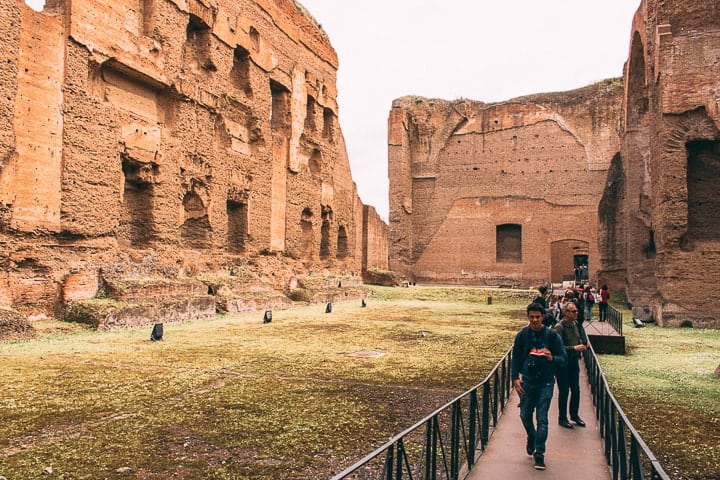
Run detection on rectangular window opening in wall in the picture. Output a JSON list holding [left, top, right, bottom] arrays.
[[232, 46, 252, 96], [305, 95, 317, 133], [687, 140, 720, 243], [496, 223, 522, 263], [186, 14, 215, 71], [227, 199, 248, 253], [323, 108, 334, 141], [270, 81, 289, 131], [121, 157, 157, 247]]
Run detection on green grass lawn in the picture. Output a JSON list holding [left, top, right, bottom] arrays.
[[598, 304, 720, 480], [2, 287, 717, 479], [0, 286, 528, 479]]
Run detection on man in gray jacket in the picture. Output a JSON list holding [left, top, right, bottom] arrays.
[[554, 302, 588, 429]]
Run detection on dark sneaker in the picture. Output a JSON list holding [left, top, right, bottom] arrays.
[[526, 435, 535, 456], [534, 454, 546, 470]]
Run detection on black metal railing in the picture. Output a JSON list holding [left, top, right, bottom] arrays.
[[583, 345, 670, 479], [331, 347, 514, 480], [606, 304, 623, 335]]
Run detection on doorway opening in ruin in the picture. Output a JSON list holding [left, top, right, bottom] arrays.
[[300, 207, 314, 260], [121, 157, 157, 247], [550, 240, 589, 283], [185, 14, 215, 72], [181, 191, 211, 249], [226, 200, 247, 253], [686, 140, 720, 245], [496, 224, 522, 263], [231, 46, 252, 96], [320, 207, 332, 259], [336, 225, 348, 259]]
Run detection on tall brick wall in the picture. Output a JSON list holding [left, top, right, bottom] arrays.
[[389, 82, 623, 286], [0, 0, 387, 316], [363, 205, 388, 272], [0, 0, 21, 213], [602, 0, 720, 327]]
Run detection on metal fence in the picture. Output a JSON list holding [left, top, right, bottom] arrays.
[[606, 304, 623, 335], [330, 347, 514, 480], [583, 345, 670, 479]]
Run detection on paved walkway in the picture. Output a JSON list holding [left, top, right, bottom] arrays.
[[466, 361, 611, 479]]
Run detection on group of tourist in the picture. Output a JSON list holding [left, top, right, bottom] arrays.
[[535, 283, 610, 325], [511, 282, 610, 470]]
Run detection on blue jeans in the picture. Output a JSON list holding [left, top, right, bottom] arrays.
[[519, 381, 554, 456]]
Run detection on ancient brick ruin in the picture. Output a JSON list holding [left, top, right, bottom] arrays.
[[388, 0, 719, 327], [388, 83, 623, 287], [599, 0, 720, 327], [0, 0, 388, 324]]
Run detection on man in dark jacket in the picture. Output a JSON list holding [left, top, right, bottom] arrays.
[[554, 303, 588, 429], [511, 302, 567, 470]]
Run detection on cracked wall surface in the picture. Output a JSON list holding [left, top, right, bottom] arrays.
[[0, 0, 387, 316], [602, 0, 720, 327], [388, 82, 623, 286]]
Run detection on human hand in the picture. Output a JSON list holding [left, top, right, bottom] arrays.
[[514, 379, 524, 395]]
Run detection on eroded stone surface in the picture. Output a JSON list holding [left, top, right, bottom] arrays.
[[388, 82, 623, 287], [600, 0, 720, 327], [0, 0, 388, 321]]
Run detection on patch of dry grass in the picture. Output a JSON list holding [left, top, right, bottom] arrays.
[[0, 286, 528, 479]]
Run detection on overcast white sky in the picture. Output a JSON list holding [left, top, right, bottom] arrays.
[[25, 0, 641, 221]]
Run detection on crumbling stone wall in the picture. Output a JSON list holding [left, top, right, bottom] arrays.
[[388, 82, 623, 286], [362, 205, 389, 272], [600, 0, 720, 327], [0, 0, 387, 317]]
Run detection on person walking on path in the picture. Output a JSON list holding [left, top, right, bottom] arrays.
[[599, 284, 610, 322], [554, 303, 588, 429], [511, 303, 567, 470]]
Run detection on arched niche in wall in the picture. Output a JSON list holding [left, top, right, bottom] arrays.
[[320, 206, 333, 260], [300, 207, 314, 260], [626, 31, 648, 130], [336, 225, 348, 259]]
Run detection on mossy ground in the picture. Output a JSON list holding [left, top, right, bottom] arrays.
[[3, 287, 717, 479], [598, 305, 720, 480], [0, 286, 526, 479]]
